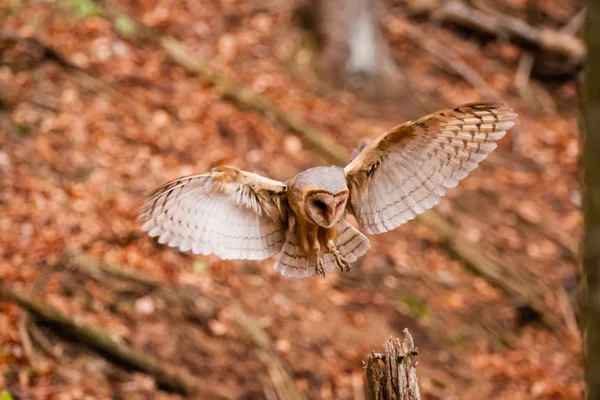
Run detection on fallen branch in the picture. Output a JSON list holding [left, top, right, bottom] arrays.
[[387, 20, 501, 100], [475, 189, 579, 261], [160, 37, 349, 165], [418, 211, 558, 325], [65, 250, 218, 325], [0, 282, 211, 397], [0, 30, 80, 70], [366, 330, 421, 400], [408, 0, 585, 64]]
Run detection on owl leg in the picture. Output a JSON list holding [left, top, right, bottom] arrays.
[[324, 240, 350, 273], [313, 240, 326, 277], [315, 256, 325, 276], [332, 250, 350, 273]]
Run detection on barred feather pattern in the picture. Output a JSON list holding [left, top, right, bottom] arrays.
[[138, 172, 287, 260], [345, 102, 517, 235], [274, 219, 370, 278]]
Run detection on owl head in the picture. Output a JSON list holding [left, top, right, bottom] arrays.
[[288, 166, 349, 229]]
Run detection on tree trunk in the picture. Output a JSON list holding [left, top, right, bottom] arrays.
[[295, 0, 403, 95], [583, 1, 600, 398], [366, 330, 421, 400]]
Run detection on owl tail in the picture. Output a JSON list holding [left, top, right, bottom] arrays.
[[273, 219, 370, 278]]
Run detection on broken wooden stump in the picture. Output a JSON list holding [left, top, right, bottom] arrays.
[[366, 330, 421, 400]]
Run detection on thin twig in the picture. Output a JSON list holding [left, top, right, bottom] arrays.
[[557, 287, 582, 346], [28, 322, 62, 360], [561, 8, 587, 36], [18, 312, 34, 361], [515, 52, 535, 102], [235, 310, 306, 400]]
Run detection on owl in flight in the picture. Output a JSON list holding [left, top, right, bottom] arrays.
[[139, 102, 516, 278]]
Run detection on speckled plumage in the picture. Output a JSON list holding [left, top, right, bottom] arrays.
[[139, 102, 517, 278]]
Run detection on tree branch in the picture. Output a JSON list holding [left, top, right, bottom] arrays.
[[408, 0, 585, 64], [387, 20, 501, 100], [158, 36, 349, 164], [0, 282, 216, 397], [64, 250, 218, 326]]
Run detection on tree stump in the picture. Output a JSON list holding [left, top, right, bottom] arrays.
[[366, 329, 421, 400]]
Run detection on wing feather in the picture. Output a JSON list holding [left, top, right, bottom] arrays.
[[345, 102, 517, 234], [139, 166, 288, 260]]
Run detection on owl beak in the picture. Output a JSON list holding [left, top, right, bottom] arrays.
[[324, 204, 336, 226], [324, 193, 347, 227], [320, 199, 336, 227]]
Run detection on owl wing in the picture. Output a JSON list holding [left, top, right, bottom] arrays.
[[139, 166, 288, 260], [344, 102, 517, 235]]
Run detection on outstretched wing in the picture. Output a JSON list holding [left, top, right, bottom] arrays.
[[139, 166, 288, 260], [344, 102, 517, 234]]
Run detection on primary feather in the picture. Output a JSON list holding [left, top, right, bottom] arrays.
[[344, 102, 517, 234], [138, 167, 287, 260]]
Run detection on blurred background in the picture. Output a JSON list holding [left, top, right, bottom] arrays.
[[0, 0, 584, 399]]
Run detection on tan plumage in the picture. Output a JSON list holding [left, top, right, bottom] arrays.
[[139, 102, 517, 278]]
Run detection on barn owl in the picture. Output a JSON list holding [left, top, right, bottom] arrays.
[[139, 102, 516, 278]]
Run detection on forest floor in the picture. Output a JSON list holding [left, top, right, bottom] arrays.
[[0, 0, 584, 399]]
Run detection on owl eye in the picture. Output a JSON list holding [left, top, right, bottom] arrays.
[[313, 199, 328, 213]]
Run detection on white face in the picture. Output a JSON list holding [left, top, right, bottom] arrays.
[[305, 190, 349, 228]]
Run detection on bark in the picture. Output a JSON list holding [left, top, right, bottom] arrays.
[[583, 0, 600, 397], [366, 330, 421, 400], [296, 0, 403, 94]]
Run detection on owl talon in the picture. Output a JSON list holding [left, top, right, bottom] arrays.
[[315, 257, 326, 277], [333, 251, 350, 273]]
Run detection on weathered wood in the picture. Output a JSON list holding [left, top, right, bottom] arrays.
[[366, 330, 421, 400]]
